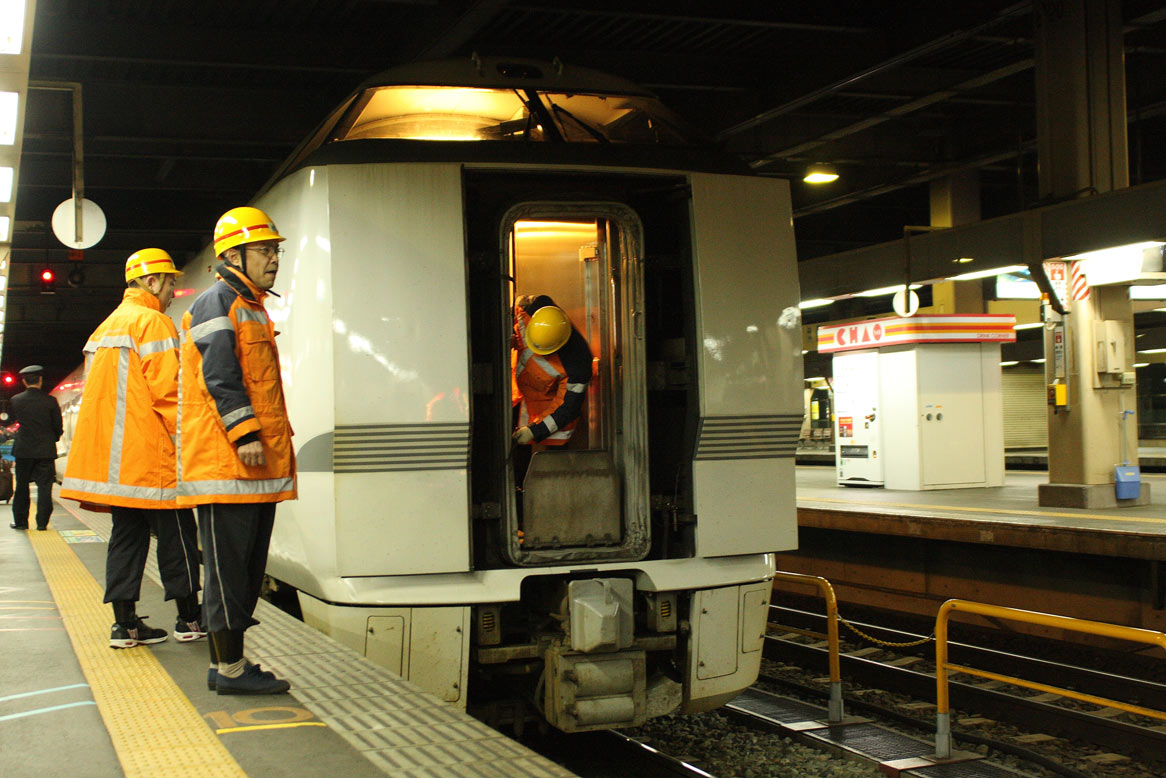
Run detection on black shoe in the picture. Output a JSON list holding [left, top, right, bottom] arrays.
[[216, 663, 290, 695], [35, 526, 47, 531], [9, 523, 27, 530], [174, 617, 207, 643], [109, 618, 168, 648], [206, 661, 268, 690]]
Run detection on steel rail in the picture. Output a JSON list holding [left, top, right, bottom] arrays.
[[762, 632, 1166, 763], [769, 603, 1166, 710]]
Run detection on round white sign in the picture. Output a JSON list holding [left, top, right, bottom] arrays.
[[52, 197, 107, 249], [893, 288, 920, 317]]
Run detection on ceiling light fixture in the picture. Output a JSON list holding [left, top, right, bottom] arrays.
[[803, 163, 838, 184], [947, 264, 1026, 282]]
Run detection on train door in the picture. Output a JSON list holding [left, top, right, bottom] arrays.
[[499, 204, 649, 566]]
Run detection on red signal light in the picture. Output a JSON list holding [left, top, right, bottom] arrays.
[[41, 269, 54, 282], [2, 374, 13, 385]]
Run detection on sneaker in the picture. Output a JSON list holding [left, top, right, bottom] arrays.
[[109, 618, 168, 649], [207, 661, 269, 691], [215, 663, 290, 695], [173, 618, 207, 643]]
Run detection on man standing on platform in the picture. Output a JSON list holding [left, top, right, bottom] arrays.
[[60, 249, 206, 649], [179, 206, 296, 695], [9, 365, 62, 531]]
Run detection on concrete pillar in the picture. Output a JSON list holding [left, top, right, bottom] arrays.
[[1035, 0, 1147, 507], [929, 172, 983, 313]]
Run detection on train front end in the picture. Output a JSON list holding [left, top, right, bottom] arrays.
[[219, 58, 803, 732]]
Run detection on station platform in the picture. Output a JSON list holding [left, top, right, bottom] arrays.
[[795, 465, 1166, 560], [1, 494, 574, 778]]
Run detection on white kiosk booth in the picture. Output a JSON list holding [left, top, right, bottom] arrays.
[[818, 315, 1016, 490]]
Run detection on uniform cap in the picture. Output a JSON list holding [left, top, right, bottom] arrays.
[[19, 365, 43, 376]]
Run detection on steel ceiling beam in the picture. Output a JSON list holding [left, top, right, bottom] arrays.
[[716, 2, 1032, 140], [751, 59, 1034, 168]]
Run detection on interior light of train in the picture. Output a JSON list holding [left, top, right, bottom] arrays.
[[947, 264, 1026, 282], [1138, 348, 1166, 354], [1030, 358, 1046, 363], [1013, 322, 1043, 330], [953, 257, 975, 263], [1000, 361, 1019, 366], [0, 165, 12, 202], [798, 298, 833, 309], [1133, 362, 1149, 368], [0, 1, 26, 55]]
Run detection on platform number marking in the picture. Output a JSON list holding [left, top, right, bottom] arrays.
[[205, 706, 324, 734]]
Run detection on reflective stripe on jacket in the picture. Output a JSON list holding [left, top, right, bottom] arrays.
[[177, 263, 296, 505], [61, 288, 180, 509], [513, 306, 590, 445]]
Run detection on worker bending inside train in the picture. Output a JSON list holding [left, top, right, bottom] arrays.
[[511, 294, 593, 495]]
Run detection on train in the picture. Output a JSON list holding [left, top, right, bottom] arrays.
[[55, 56, 803, 732]]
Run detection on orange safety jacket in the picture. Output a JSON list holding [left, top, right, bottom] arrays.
[[177, 263, 296, 505], [513, 305, 591, 445], [61, 288, 180, 509]]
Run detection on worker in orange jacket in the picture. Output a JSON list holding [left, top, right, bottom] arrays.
[[178, 205, 296, 695], [512, 294, 592, 447], [60, 249, 205, 649]]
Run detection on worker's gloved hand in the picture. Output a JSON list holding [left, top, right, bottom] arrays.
[[512, 426, 534, 445]]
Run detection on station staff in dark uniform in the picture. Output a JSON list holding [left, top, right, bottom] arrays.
[[9, 365, 63, 530]]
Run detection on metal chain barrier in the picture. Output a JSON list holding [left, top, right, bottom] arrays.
[[838, 614, 934, 648]]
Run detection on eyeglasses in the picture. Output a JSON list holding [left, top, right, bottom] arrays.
[[246, 245, 284, 259]]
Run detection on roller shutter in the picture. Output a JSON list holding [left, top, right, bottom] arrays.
[[1002, 367, 1047, 448]]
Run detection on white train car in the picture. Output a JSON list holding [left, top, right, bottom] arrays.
[[118, 57, 804, 731]]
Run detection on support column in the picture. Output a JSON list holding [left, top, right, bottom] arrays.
[[1035, 0, 1147, 508], [929, 172, 983, 313]]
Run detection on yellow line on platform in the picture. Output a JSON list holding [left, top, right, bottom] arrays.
[[802, 496, 1166, 526], [216, 722, 327, 735], [27, 529, 247, 778]]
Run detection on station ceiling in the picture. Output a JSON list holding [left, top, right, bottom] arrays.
[[7, 0, 1166, 384]]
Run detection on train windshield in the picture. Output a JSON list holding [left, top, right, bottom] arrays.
[[333, 86, 699, 145]]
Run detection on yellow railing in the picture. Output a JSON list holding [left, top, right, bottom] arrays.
[[934, 599, 1166, 759], [771, 571, 844, 722]]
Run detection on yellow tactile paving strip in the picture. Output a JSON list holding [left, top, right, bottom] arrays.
[[27, 529, 247, 778]]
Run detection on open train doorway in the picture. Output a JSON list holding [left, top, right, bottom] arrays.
[[495, 204, 649, 567]]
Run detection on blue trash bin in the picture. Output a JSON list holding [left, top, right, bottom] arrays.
[[1114, 465, 1141, 501]]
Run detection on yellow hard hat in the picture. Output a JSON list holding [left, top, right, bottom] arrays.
[[213, 206, 285, 256], [525, 305, 572, 355], [125, 248, 182, 283]]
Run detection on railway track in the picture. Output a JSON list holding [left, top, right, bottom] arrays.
[[765, 604, 1166, 765], [528, 728, 715, 777]]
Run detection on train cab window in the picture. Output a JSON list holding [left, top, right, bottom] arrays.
[[332, 86, 697, 145]]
